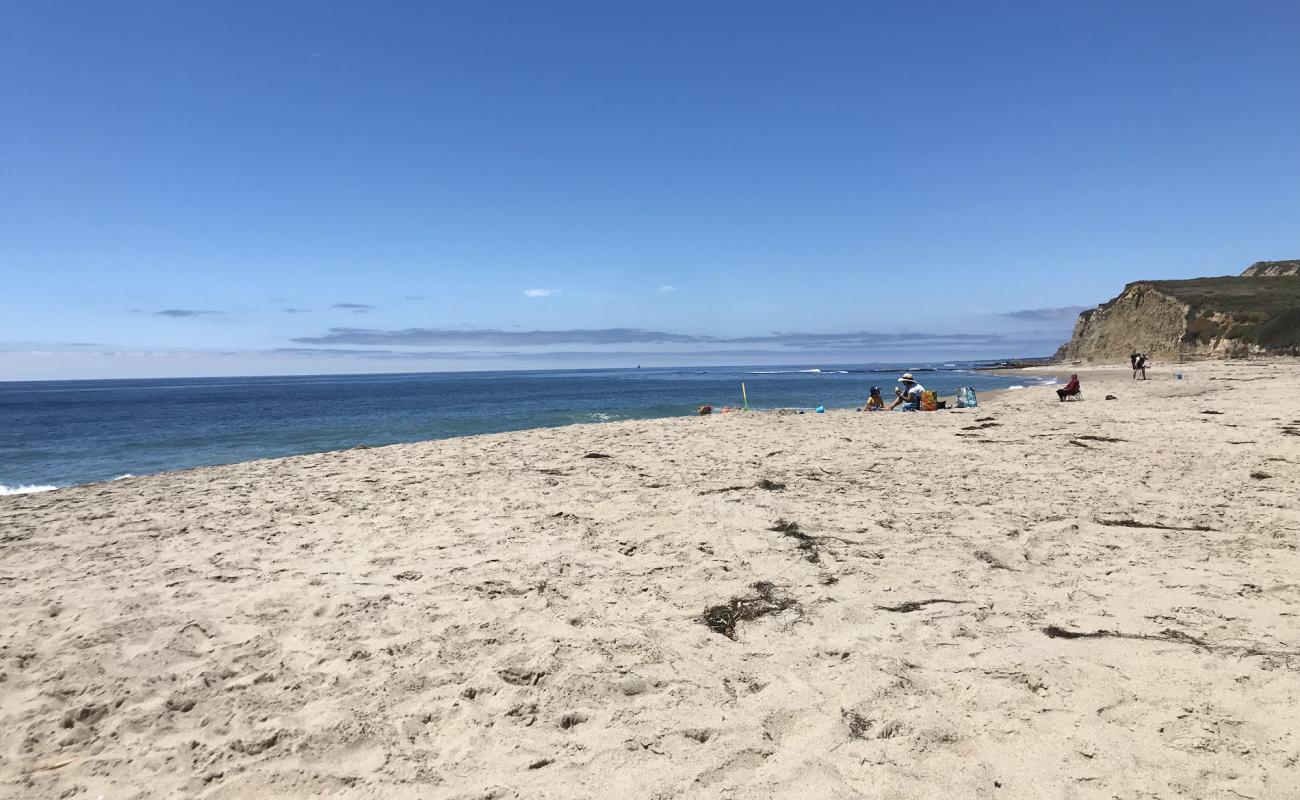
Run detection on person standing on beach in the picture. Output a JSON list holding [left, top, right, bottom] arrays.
[[1134, 353, 1148, 380]]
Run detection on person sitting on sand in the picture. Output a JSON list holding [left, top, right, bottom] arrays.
[[890, 373, 924, 411], [1057, 374, 1081, 401], [865, 387, 885, 411]]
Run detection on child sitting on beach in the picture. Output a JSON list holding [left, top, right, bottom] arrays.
[[865, 387, 885, 411]]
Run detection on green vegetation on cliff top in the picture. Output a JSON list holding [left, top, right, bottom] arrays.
[[1145, 275, 1300, 314], [1142, 275, 1300, 351]]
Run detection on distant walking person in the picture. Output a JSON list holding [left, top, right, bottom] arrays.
[[1130, 352, 1139, 371], [1133, 353, 1148, 381]]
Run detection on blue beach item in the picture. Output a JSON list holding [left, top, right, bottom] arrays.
[[956, 386, 978, 408], [815, 405, 825, 413]]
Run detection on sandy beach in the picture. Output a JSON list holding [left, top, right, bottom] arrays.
[[2, 360, 1298, 799]]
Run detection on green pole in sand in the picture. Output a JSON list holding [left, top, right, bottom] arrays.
[[741, 382, 749, 411]]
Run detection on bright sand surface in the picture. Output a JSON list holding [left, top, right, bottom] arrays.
[[2, 361, 1298, 799]]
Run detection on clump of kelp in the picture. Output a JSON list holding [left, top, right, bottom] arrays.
[[700, 581, 800, 641]]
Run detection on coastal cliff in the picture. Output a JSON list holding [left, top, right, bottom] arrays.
[[1056, 263, 1300, 361], [1240, 259, 1300, 277]]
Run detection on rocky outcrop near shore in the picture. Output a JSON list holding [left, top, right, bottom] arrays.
[[1056, 263, 1300, 361]]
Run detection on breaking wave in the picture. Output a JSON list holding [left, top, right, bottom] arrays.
[[0, 483, 59, 496]]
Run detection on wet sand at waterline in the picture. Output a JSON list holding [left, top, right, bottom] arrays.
[[2, 360, 1298, 799]]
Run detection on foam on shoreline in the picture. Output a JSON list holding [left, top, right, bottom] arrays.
[[0, 483, 58, 496]]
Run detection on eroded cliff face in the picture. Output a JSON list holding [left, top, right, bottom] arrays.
[[1056, 283, 1190, 362], [1241, 260, 1300, 277], [1056, 271, 1300, 362]]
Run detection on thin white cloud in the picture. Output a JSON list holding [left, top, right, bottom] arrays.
[[523, 288, 558, 298], [657, 285, 677, 293], [1000, 306, 1087, 322], [148, 309, 223, 318], [332, 302, 375, 314]]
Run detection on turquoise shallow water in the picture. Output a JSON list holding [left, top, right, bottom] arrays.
[[0, 363, 1039, 491]]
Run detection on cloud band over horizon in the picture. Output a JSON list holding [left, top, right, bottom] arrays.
[[290, 326, 1024, 350]]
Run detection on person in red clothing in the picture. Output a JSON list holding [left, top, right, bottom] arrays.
[[1056, 374, 1081, 401]]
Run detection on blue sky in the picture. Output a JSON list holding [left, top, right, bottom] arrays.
[[3, 1, 1298, 379]]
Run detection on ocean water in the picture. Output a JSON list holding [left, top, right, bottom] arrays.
[[0, 364, 1043, 491]]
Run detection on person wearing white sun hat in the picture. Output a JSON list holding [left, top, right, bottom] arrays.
[[889, 372, 925, 411]]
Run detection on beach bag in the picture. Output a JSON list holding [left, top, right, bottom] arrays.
[[920, 390, 938, 411], [956, 386, 978, 408]]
